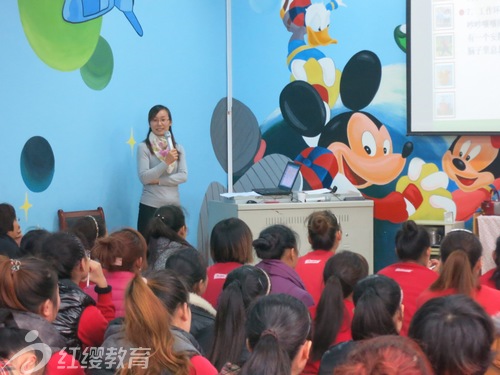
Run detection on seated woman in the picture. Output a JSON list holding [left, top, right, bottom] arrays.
[[165, 248, 215, 354], [88, 269, 217, 375], [39, 232, 115, 353], [0, 256, 84, 374], [378, 220, 438, 336], [319, 274, 403, 375], [203, 218, 254, 308], [209, 265, 271, 370], [253, 224, 314, 308], [409, 294, 494, 375], [304, 251, 369, 374], [333, 335, 433, 375], [480, 235, 500, 289], [69, 215, 106, 250], [416, 229, 500, 316], [220, 293, 312, 375], [295, 210, 342, 312], [90, 228, 147, 317], [0, 203, 22, 258], [145, 204, 191, 270]]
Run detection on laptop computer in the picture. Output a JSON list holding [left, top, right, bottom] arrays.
[[252, 161, 301, 196]]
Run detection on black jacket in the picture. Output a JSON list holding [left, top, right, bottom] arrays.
[[52, 279, 96, 354], [189, 293, 216, 355], [0, 234, 21, 258]]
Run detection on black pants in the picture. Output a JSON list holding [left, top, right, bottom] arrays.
[[137, 203, 157, 239]]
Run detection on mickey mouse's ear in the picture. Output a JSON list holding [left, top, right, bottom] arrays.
[[340, 50, 382, 111], [491, 136, 500, 149], [279, 81, 326, 137]]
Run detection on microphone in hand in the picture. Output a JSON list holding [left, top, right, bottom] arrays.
[[165, 130, 174, 150]]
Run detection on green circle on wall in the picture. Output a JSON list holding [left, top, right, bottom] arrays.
[[18, 0, 102, 71], [80, 36, 114, 90]]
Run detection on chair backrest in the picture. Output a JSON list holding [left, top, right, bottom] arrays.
[[58, 207, 105, 231]]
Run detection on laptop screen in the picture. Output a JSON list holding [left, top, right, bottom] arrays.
[[278, 162, 301, 190]]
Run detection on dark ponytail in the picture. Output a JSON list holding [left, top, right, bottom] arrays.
[[209, 266, 270, 370], [311, 251, 369, 361], [241, 294, 311, 375], [351, 275, 401, 340]]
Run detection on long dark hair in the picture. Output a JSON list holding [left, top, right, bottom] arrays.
[[311, 251, 368, 361], [241, 294, 311, 375], [144, 104, 177, 154], [490, 236, 500, 289], [351, 275, 402, 340], [146, 205, 191, 266], [430, 229, 482, 296], [395, 220, 431, 262], [209, 265, 270, 370]]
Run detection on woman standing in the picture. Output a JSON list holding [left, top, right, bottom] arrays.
[[137, 104, 188, 236]]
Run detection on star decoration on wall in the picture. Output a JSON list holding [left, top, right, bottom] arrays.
[[127, 128, 136, 154], [20, 192, 33, 221]]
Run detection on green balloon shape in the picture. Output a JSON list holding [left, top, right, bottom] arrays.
[[80, 36, 114, 90], [18, 0, 102, 71]]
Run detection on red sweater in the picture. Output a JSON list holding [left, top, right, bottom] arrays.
[[296, 250, 334, 316], [203, 262, 242, 308], [46, 351, 84, 375], [302, 299, 354, 375], [417, 284, 500, 316], [480, 268, 499, 290], [378, 262, 438, 336], [189, 355, 218, 374], [78, 290, 116, 348]]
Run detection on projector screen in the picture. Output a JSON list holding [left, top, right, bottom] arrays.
[[407, 0, 500, 135]]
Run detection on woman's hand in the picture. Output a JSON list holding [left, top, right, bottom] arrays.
[[88, 259, 108, 288], [165, 148, 178, 165], [428, 258, 441, 272]]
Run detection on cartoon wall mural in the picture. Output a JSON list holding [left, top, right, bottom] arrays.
[[17, 0, 141, 91], [200, 0, 500, 270]]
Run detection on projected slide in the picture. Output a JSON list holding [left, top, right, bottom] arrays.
[[408, 0, 500, 134]]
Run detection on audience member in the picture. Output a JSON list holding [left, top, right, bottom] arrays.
[[203, 218, 254, 308], [378, 220, 438, 336], [480, 235, 500, 290], [0, 256, 84, 374], [416, 229, 500, 316], [145, 204, 191, 270], [409, 294, 494, 375], [304, 251, 369, 374], [165, 248, 215, 354], [220, 294, 312, 375], [39, 232, 115, 354], [333, 335, 433, 375], [18, 228, 50, 257], [319, 274, 403, 375], [68, 215, 106, 250], [90, 270, 217, 374], [253, 225, 314, 307], [0, 203, 22, 258], [90, 228, 147, 317], [296, 210, 341, 311], [209, 265, 271, 370]]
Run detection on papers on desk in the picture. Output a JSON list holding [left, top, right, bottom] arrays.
[[220, 192, 292, 204], [330, 174, 364, 201]]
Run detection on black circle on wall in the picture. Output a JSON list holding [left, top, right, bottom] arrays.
[[20, 136, 55, 192]]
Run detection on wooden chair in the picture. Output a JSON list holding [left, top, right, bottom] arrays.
[[57, 207, 105, 231]]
